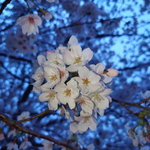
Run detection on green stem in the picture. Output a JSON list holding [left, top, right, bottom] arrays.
[[24, 0, 31, 14], [29, 0, 43, 12]]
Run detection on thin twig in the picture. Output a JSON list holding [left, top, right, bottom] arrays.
[[136, 97, 150, 105], [112, 99, 139, 117], [14, 109, 50, 124], [113, 99, 150, 111]]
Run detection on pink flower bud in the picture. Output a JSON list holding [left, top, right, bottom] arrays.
[[0, 133, 4, 140], [46, 50, 54, 54], [145, 137, 150, 143], [106, 68, 119, 77]]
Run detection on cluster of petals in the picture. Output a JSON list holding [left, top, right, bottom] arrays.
[[32, 35, 117, 133], [124, 125, 150, 148]]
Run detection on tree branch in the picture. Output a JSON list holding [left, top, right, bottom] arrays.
[[0, 53, 32, 63], [14, 109, 50, 124], [113, 98, 150, 114], [0, 113, 79, 150], [0, 0, 12, 15]]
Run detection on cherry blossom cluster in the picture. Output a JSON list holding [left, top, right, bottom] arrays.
[[32, 35, 118, 134], [16, 0, 58, 36], [5, 27, 38, 55]]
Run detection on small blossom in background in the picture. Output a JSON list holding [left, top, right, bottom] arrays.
[[17, 14, 42, 36], [19, 140, 32, 150], [7, 129, 16, 138], [42, 11, 52, 20], [87, 143, 95, 150], [17, 111, 30, 121], [141, 90, 150, 99], [41, 139, 53, 150], [124, 125, 138, 147], [17, 111, 30, 125], [7, 142, 18, 150]]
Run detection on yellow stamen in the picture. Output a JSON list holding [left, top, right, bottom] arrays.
[[93, 93, 101, 101], [38, 74, 43, 78], [82, 78, 90, 85], [74, 57, 81, 64], [60, 71, 64, 78], [47, 92, 55, 100], [50, 75, 57, 81], [53, 60, 59, 65], [64, 89, 71, 97], [22, 116, 26, 120]]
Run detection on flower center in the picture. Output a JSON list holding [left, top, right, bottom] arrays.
[[60, 71, 65, 78], [38, 74, 43, 79], [93, 93, 101, 101], [82, 78, 90, 85], [29, 17, 34, 24], [64, 89, 71, 97], [74, 57, 81, 64], [47, 92, 55, 100], [50, 75, 57, 81], [22, 116, 26, 120], [84, 116, 90, 124], [79, 98, 85, 104], [53, 60, 59, 65]]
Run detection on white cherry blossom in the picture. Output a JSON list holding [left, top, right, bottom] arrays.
[[41, 66, 60, 89], [70, 122, 78, 133], [39, 89, 59, 110], [62, 41, 93, 71], [7, 142, 18, 150], [141, 90, 150, 99], [45, 51, 65, 67], [17, 111, 30, 125], [74, 66, 101, 94], [17, 111, 30, 121], [90, 63, 112, 84], [75, 110, 97, 132], [42, 139, 53, 150], [32, 67, 44, 93], [89, 88, 112, 110], [19, 140, 32, 150], [42, 12, 52, 20], [137, 129, 147, 145], [17, 14, 42, 36], [7, 129, 16, 138], [124, 125, 138, 147], [37, 55, 46, 66], [54, 78, 79, 109], [76, 95, 94, 114], [87, 143, 95, 150]]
